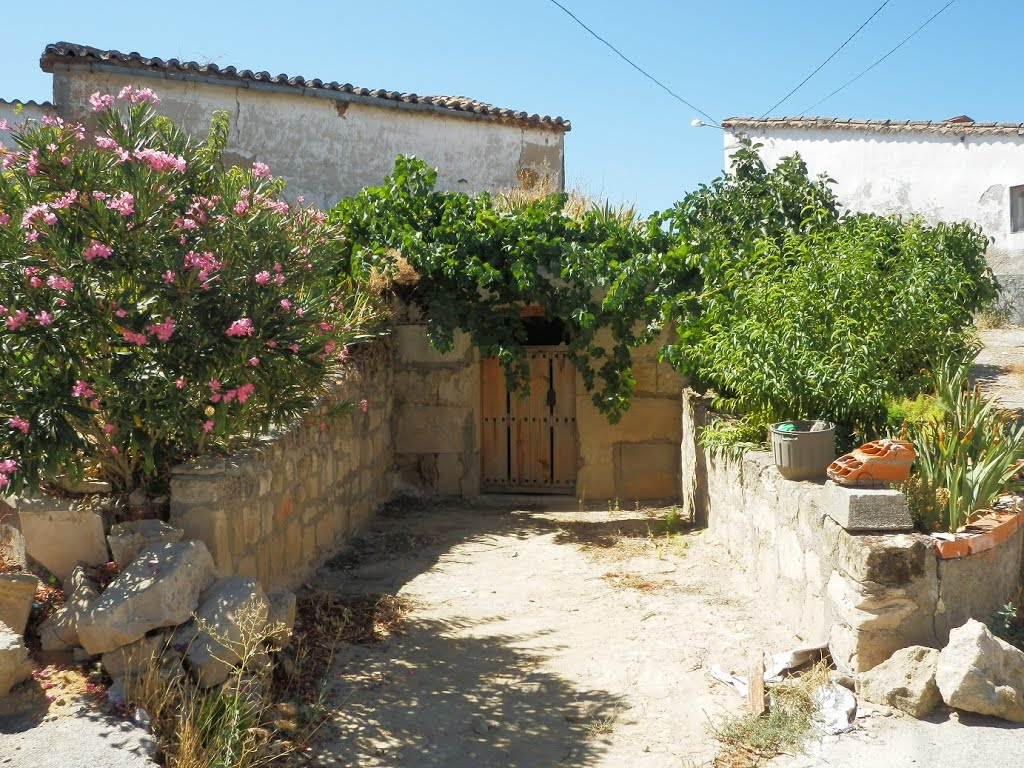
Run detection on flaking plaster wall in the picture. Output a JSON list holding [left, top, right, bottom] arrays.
[[50, 67, 564, 208]]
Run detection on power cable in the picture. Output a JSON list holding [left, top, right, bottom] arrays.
[[760, 0, 891, 117], [545, 0, 720, 127], [800, 0, 959, 115]]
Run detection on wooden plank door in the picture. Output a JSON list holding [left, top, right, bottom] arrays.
[[481, 347, 577, 493]]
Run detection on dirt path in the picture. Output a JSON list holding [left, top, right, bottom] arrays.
[[972, 328, 1024, 411], [301, 499, 800, 767]]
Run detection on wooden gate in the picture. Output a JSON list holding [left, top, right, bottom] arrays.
[[481, 347, 577, 493]]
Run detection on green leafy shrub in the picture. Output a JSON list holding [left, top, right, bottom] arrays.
[[659, 143, 996, 440], [884, 394, 946, 435], [903, 355, 1024, 533], [332, 156, 684, 422], [0, 89, 383, 494]]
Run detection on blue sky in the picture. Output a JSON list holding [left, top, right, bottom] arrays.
[[1, 1, 1017, 212]]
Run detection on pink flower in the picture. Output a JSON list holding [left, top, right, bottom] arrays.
[[236, 383, 256, 404], [28, 276, 43, 289], [175, 377, 186, 389], [254, 271, 271, 285], [294, 308, 304, 318], [202, 420, 214, 433], [273, 262, 283, 273], [0, 476, 8, 489], [146, 317, 176, 342], [274, 273, 285, 286], [8, 416, 29, 434], [121, 329, 148, 346], [222, 390, 236, 404], [248, 357, 259, 366], [209, 380, 221, 392], [0, 213, 8, 226], [162, 270, 176, 284], [60, 156, 70, 165], [360, 399, 368, 413], [25, 230, 39, 243], [83, 241, 113, 261], [0, 120, 8, 131], [26, 149, 39, 176], [72, 380, 94, 398], [135, 148, 185, 173], [89, 92, 113, 111], [106, 192, 134, 217], [226, 318, 254, 337], [5, 310, 28, 330], [103, 423, 116, 435], [95, 136, 119, 151], [35, 311, 53, 326], [289, 343, 299, 353], [47, 275, 74, 292], [233, 200, 250, 216], [0, 459, 16, 473], [266, 340, 277, 348], [252, 161, 271, 178], [114, 308, 127, 318], [110, 446, 119, 455], [279, 299, 292, 310]]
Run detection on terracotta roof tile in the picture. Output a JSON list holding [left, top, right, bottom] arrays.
[[722, 116, 1024, 137], [40, 42, 571, 132]]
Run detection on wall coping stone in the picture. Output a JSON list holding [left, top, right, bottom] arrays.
[[823, 481, 914, 532]]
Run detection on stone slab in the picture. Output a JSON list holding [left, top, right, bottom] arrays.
[[824, 482, 913, 531], [18, 502, 109, 581]]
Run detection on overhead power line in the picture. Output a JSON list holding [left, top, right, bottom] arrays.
[[545, 0, 720, 127], [760, 0, 891, 118], [800, 0, 959, 116]]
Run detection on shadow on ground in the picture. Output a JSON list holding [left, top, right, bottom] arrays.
[[308, 615, 617, 767]]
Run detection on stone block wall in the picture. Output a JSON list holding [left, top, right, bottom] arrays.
[[391, 317, 684, 502], [681, 389, 1024, 672], [577, 332, 684, 501], [169, 350, 393, 591], [391, 322, 480, 497]]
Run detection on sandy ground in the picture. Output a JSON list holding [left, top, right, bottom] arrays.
[[972, 328, 1024, 411], [303, 499, 799, 768], [297, 497, 1024, 768]]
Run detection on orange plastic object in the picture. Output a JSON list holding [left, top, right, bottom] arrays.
[[827, 439, 916, 487]]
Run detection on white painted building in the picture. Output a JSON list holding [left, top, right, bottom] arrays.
[[3, 42, 570, 207], [722, 116, 1024, 322]]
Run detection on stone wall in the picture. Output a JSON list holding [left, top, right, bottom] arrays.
[[681, 390, 1024, 672], [391, 318, 684, 502], [576, 331, 683, 501], [391, 321, 480, 497], [169, 350, 393, 591]]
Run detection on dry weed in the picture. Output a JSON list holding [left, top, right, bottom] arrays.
[[711, 662, 831, 768]]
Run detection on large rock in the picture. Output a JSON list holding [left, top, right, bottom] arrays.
[[39, 566, 100, 651], [936, 619, 1024, 722], [107, 519, 184, 569], [0, 619, 31, 696], [184, 577, 269, 688], [0, 574, 38, 636], [17, 497, 109, 581], [77, 540, 216, 655], [266, 590, 296, 650], [0, 521, 26, 571], [859, 645, 942, 718], [101, 632, 168, 679]]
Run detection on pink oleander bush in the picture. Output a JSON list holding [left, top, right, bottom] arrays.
[[0, 88, 385, 494]]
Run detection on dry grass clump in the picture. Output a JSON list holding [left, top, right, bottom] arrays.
[[711, 662, 831, 768], [120, 599, 295, 768]]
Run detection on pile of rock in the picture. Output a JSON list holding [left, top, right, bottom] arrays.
[[1, 512, 295, 708], [859, 619, 1024, 722]]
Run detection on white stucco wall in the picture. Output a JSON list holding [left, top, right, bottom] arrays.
[[51, 68, 565, 208], [725, 128, 1024, 320], [0, 100, 57, 150]]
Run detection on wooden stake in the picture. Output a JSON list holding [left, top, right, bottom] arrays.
[[748, 656, 766, 716]]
